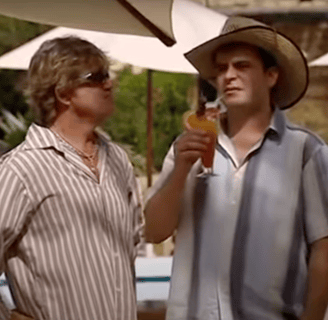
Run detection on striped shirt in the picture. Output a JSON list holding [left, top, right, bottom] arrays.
[[0, 123, 143, 320], [146, 109, 328, 320]]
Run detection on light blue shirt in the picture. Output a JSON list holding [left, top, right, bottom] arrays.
[[147, 109, 328, 320]]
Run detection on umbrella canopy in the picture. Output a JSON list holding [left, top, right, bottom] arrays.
[[0, 0, 175, 47], [309, 53, 328, 67], [0, 0, 227, 73]]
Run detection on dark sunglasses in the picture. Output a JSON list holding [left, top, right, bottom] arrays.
[[81, 70, 110, 84]]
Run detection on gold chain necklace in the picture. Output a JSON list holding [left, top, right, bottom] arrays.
[[51, 128, 99, 178]]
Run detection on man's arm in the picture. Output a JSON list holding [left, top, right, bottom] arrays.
[[300, 237, 328, 320], [145, 160, 192, 243], [145, 129, 210, 243], [0, 167, 34, 320], [301, 143, 328, 320], [0, 236, 11, 320]]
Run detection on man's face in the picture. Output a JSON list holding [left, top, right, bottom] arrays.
[[65, 66, 114, 124], [214, 44, 278, 111]]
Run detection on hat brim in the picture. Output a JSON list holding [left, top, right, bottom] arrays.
[[185, 26, 309, 109]]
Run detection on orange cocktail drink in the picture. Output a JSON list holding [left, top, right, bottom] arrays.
[[184, 110, 218, 168]]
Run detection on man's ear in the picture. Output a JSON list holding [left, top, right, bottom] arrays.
[[54, 86, 72, 108], [267, 66, 279, 89]]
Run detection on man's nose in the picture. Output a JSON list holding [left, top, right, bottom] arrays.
[[102, 78, 113, 90], [225, 65, 237, 79]]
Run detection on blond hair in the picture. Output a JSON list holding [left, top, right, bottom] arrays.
[[26, 36, 109, 127]]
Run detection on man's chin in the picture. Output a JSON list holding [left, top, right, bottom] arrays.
[[225, 100, 244, 109]]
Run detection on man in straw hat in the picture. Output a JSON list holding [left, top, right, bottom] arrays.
[[145, 16, 328, 320]]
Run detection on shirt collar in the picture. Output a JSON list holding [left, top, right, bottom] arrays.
[[218, 107, 285, 140], [269, 107, 286, 140], [218, 107, 286, 167], [24, 123, 63, 152], [23, 123, 112, 154]]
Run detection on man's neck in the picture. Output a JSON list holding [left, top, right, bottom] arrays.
[[224, 103, 274, 162], [226, 103, 273, 138], [51, 112, 97, 153]]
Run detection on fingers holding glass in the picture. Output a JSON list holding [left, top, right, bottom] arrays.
[[175, 130, 211, 167]]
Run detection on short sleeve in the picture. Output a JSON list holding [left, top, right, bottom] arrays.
[[145, 143, 176, 205], [0, 165, 33, 318], [303, 144, 328, 244], [0, 166, 33, 266]]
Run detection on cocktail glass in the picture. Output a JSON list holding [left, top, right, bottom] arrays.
[[184, 109, 219, 176]]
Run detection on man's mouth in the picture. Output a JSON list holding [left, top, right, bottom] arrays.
[[224, 87, 240, 94]]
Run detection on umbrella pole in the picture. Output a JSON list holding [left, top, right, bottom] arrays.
[[197, 74, 204, 111], [147, 69, 153, 187], [116, 0, 175, 47]]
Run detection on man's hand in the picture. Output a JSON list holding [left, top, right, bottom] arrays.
[[10, 311, 34, 320], [174, 127, 210, 170], [145, 126, 211, 243]]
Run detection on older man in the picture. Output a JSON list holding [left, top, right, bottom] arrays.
[[0, 36, 143, 320]]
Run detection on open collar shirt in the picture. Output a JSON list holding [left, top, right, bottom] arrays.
[[0, 123, 143, 320], [146, 109, 328, 320]]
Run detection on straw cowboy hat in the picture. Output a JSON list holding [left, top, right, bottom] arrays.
[[184, 16, 309, 109]]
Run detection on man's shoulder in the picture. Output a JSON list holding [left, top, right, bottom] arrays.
[[96, 129, 127, 158], [285, 122, 328, 166], [0, 142, 32, 186], [105, 140, 131, 163], [286, 122, 325, 147], [0, 142, 27, 167]]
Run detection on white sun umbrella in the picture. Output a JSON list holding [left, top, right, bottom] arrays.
[[309, 53, 328, 67], [0, 0, 227, 73], [0, 0, 175, 46]]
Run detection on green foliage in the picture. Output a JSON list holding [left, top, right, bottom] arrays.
[[152, 74, 194, 169], [103, 67, 195, 171], [0, 14, 52, 140], [0, 14, 51, 55], [104, 68, 148, 155], [0, 109, 31, 151], [0, 70, 29, 117]]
